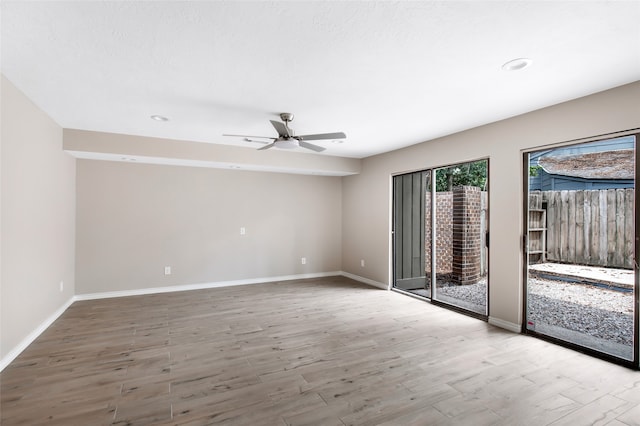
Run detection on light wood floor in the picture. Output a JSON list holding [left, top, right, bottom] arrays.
[[2, 276, 639, 425]]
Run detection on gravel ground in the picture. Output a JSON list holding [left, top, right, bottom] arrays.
[[527, 277, 633, 346], [437, 278, 487, 309], [432, 275, 634, 346]]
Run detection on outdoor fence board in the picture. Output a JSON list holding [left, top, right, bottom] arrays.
[[568, 191, 576, 262], [554, 191, 562, 260], [591, 190, 600, 265], [607, 189, 616, 266], [583, 191, 592, 263], [624, 189, 634, 269], [614, 189, 625, 268], [530, 188, 634, 269], [575, 190, 584, 263], [598, 190, 607, 265], [559, 191, 566, 260]]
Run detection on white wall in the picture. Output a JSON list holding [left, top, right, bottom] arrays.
[[342, 81, 640, 329], [1, 75, 76, 362], [75, 159, 343, 294]]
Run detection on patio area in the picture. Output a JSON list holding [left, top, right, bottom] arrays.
[[405, 262, 634, 357], [528, 262, 634, 290]]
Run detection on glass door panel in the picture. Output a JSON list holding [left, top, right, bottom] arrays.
[[393, 171, 430, 296], [392, 160, 488, 318], [525, 135, 637, 363], [432, 161, 488, 315]]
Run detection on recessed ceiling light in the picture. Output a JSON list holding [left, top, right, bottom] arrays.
[[501, 58, 533, 71], [150, 115, 169, 121]]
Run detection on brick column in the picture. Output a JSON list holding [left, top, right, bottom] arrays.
[[452, 186, 481, 285], [425, 191, 454, 276]]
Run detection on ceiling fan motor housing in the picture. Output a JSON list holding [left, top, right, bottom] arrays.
[[224, 112, 340, 152], [280, 112, 294, 123]]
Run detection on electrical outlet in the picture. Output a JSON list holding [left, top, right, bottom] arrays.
[[164, 266, 171, 275], [361, 259, 365, 267], [59, 281, 64, 292], [301, 257, 306, 265], [240, 227, 246, 235]]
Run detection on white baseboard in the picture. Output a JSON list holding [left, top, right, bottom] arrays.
[[75, 271, 343, 301], [488, 316, 521, 333], [0, 296, 75, 372], [340, 271, 389, 290]]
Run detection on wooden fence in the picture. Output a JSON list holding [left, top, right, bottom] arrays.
[[529, 189, 634, 269]]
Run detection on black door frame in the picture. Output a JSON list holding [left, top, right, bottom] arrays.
[[522, 131, 639, 369], [392, 158, 490, 321]]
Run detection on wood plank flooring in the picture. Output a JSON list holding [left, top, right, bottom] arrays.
[[1, 276, 639, 425]]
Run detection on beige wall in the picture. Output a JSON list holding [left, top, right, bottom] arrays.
[[75, 160, 342, 294], [2, 71, 638, 362], [1, 75, 76, 360], [342, 81, 640, 328]]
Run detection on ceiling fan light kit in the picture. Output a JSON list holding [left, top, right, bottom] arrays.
[[271, 139, 299, 150], [223, 113, 346, 153]]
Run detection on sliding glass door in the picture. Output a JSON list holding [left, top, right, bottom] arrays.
[[524, 134, 638, 365], [432, 163, 488, 315], [393, 171, 430, 295], [393, 159, 489, 318]]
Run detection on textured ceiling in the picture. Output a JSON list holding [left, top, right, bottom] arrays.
[[2, 1, 639, 159]]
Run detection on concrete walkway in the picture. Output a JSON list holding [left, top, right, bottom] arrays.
[[528, 262, 634, 289]]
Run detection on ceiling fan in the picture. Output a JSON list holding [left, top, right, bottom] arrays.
[[223, 113, 346, 152]]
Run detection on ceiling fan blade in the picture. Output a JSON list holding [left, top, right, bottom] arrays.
[[244, 137, 272, 145], [257, 142, 276, 151], [223, 133, 274, 139], [298, 141, 326, 152], [297, 132, 346, 141], [270, 120, 290, 138]]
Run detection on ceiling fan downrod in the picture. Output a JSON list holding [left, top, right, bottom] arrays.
[[280, 113, 294, 136]]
